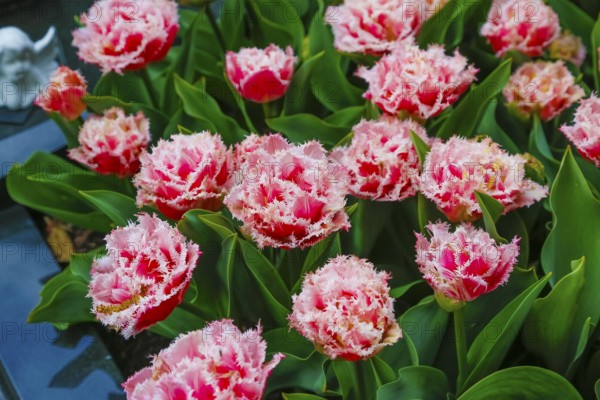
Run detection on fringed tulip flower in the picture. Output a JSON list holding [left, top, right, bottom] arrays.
[[419, 136, 548, 223], [34, 66, 87, 120], [224, 134, 350, 249], [226, 44, 296, 103], [123, 319, 283, 399], [331, 116, 429, 201], [480, 0, 560, 57], [504, 61, 585, 121], [356, 40, 478, 120], [68, 107, 150, 177], [72, 0, 179, 73], [135, 132, 234, 220], [89, 213, 200, 338], [549, 31, 586, 67], [560, 95, 600, 167], [415, 222, 519, 304], [326, 0, 428, 55], [290, 255, 401, 361]]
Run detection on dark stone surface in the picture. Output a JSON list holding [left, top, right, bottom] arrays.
[[0, 0, 100, 140], [0, 205, 125, 399]]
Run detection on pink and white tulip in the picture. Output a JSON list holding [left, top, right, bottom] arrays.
[[35, 66, 87, 121], [419, 136, 548, 223], [224, 134, 350, 249], [326, 0, 428, 55], [135, 132, 234, 220], [68, 107, 150, 177], [72, 0, 179, 73], [560, 95, 600, 167], [290, 255, 401, 361], [123, 319, 283, 399], [331, 116, 429, 201], [89, 213, 200, 338], [226, 44, 296, 103], [415, 222, 519, 303], [504, 61, 585, 121], [356, 40, 478, 120], [480, 0, 560, 57]]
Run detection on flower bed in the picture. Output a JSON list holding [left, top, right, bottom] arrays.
[[7, 0, 600, 398]]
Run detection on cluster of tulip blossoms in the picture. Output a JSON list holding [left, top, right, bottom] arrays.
[[32, 0, 600, 398]]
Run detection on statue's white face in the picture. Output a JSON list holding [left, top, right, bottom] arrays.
[[0, 48, 33, 83]]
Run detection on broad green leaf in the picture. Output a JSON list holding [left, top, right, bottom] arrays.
[[93, 71, 153, 106], [333, 360, 359, 399], [370, 357, 397, 386], [390, 281, 424, 299], [377, 366, 450, 400], [463, 274, 551, 390], [458, 367, 582, 400], [410, 131, 430, 167], [238, 239, 291, 325], [48, 112, 79, 148], [173, 74, 246, 144], [28, 253, 96, 325], [547, 0, 594, 50], [528, 114, 559, 182], [266, 113, 351, 148], [401, 297, 449, 366], [283, 51, 325, 115], [348, 200, 394, 258], [435, 59, 512, 139], [477, 102, 520, 154], [150, 306, 205, 339], [265, 327, 314, 360], [267, 352, 327, 395], [220, 0, 248, 50], [79, 190, 138, 227], [474, 191, 506, 243], [525, 258, 588, 374], [542, 147, 600, 282], [593, 15, 600, 92], [292, 233, 341, 293], [215, 234, 238, 317], [324, 106, 366, 127], [245, 0, 304, 51], [418, 0, 465, 47], [6, 152, 119, 232]]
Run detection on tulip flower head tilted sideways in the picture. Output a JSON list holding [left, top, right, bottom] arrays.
[[123, 319, 284, 399], [290, 255, 402, 361], [89, 213, 201, 338], [549, 31, 586, 67], [415, 222, 519, 310], [560, 95, 600, 168], [480, 0, 560, 57], [356, 39, 478, 120], [34, 66, 87, 121], [135, 132, 234, 220], [504, 61, 585, 122], [224, 133, 350, 249], [331, 116, 430, 201], [419, 136, 548, 223], [72, 0, 179, 73], [68, 107, 150, 177], [225, 44, 297, 103]]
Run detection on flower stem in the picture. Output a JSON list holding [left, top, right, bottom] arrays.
[[262, 102, 273, 120], [205, 4, 226, 54], [454, 308, 468, 394]]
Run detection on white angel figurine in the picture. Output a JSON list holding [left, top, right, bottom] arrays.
[[0, 26, 59, 110]]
